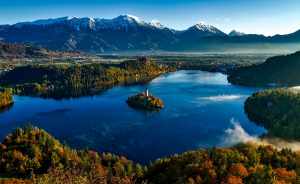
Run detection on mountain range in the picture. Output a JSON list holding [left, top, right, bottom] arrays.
[[0, 15, 299, 53]]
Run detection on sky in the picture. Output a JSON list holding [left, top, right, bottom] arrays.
[[0, 0, 299, 36]]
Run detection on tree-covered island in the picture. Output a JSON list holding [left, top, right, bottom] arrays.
[[126, 87, 164, 110]]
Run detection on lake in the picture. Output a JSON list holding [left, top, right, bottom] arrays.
[[0, 70, 267, 165]]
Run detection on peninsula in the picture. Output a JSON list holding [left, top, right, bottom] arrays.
[[126, 87, 164, 110]]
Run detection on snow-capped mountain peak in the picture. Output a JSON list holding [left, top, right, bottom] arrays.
[[229, 29, 246, 36], [178, 22, 227, 38], [150, 19, 165, 29], [5, 15, 228, 35], [10, 15, 150, 32], [118, 14, 139, 20], [114, 15, 142, 23], [16, 16, 78, 26], [194, 22, 218, 33], [94, 15, 148, 31]]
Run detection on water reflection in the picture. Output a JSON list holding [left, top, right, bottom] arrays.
[[16, 76, 158, 100], [0, 102, 14, 114], [0, 70, 268, 165]]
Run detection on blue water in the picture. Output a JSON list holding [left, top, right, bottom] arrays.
[[0, 70, 267, 165]]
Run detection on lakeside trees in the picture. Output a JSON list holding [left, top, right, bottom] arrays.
[[1, 58, 176, 93], [142, 142, 300, 184], [245, 88, 300, 141], [3, 52, 300, 182], [228, 51, 300, 85], [0, 124, 138, 183], [1, 125, 300, 183], [0, 88, 13, 108]]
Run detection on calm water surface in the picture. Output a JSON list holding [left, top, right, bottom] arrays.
[[0, 70, 267, 165]]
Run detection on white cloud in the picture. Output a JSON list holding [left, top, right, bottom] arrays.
[[197, 94, 245, 101], [224, 18, 230, 21], [192, 94, 246, 107], [218, 118, 300, 151], [175, 24, 178, 26], [218, 118, 258, 147], [216, 18, 220, 21]]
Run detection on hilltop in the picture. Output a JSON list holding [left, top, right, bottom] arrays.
[[228, 51, 300, 86], [244, 88, 300, 141], [0, 42, 94, 59]]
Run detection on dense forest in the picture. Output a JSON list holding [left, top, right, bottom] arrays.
[[245, 88, 300, 141], [1, 57, 176, 93], [1, 125, 300, 183], [142, 142, 300, 184], [0, 88, 13, 108], [227, 51, 300, 85], [0, 42, 93, 59], [0, 124, 139, 183]]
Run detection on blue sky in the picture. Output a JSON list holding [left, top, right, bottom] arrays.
[[0, 0, 299, 36]]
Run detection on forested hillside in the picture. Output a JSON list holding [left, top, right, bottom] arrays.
[[1, 125, 300, 183], [0, 42, 93, 59], [245, 88, 300, 141], [0, 124, 138, 183], [1, 57, 176, 93], [228, 51, 300, 86], [142, 142, 300, 184], [0, 88, 13, 108]]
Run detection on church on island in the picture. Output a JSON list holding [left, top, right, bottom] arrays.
[[141, 86, 149, 98], [126, 86, 164, 110]]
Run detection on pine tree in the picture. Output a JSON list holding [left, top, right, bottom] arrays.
[[126, 164, 133, 177], [12, 127, 15, 135], [149, 161, 153, 167], [16, 127, 23, 139], [227, 153, 234, 166], [108, 166, 113, 178], [85, 146, 89, 154], [135, 164, 143, 178], [264, 164, 277, 184], [63, 140, 67, 148], [210, 146, 217, 164]]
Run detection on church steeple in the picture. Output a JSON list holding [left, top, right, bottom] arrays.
[[146, 86, 148, 97]]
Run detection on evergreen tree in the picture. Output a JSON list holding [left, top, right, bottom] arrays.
[[126, 164, 133, 177], [210, 146, 217, 164]]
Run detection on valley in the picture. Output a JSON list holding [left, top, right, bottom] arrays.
[[1, 2, 300, 182], [1, 50, 300, 183]]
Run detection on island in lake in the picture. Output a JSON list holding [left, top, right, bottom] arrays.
[[126, 87, 164, 110]]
